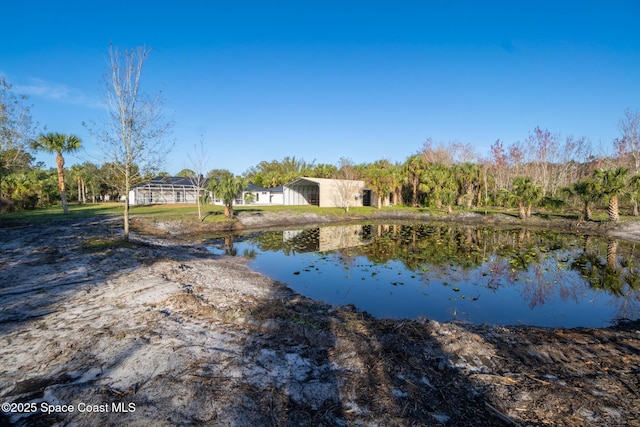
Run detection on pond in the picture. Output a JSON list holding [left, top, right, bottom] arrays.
[[206, 222, 640, 328]]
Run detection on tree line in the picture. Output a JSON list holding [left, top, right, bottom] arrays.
[[2, 49, 640, 226]]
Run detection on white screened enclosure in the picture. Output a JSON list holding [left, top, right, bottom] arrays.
[[129, 177, 208, 206]]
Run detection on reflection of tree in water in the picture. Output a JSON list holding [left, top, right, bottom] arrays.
[[245, 223, 640, 317], [355, 225, 639, 312], [360, 223, 489, 271], [571, 238, 640, 320], [572, 239, 622, 294], [250, 229, 320, 256], [223, 234, 236, 256], [607, 239, 618, 268]]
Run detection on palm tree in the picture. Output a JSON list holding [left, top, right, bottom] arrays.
[[567, 178, 602, 221], [311, 163, 337, 179], [454, 162, 481, 208], [420, 163, 456, 211], [363, 160, 395, 208], [70, 164, 87, 204], [629, 173, 640, 217], [389, 163, 404, 206], [31, 132, 81, 214], [403, 154, 427, 207], [594, 167, 628, 222], [208, 174, 245, 218], [511, 177, 542, 219]]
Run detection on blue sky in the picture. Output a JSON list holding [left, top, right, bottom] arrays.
[[1, 1, 639, 175]]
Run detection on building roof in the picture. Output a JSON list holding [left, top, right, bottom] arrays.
[[284, 177, 364, 187], [244, 182, 284, 192], [134, 177, 288, 192], [133, 176, 209, 188], [245, 183, 269, 192]]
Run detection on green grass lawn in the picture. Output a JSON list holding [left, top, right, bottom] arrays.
[[0, 203, 384, 224], [0, 203, 124, 223], [130, 203, 380, 221], [0, 201, 632, 225]]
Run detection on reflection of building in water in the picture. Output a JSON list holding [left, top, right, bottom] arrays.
[[283, 225, 369, 252]]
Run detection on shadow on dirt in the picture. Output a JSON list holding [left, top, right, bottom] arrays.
[[0, 216, 205, 332], [242, 281, 511, 425]]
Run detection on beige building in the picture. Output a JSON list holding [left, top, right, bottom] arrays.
[[283, 224, 370, 252], [283, 177, 371, 208]]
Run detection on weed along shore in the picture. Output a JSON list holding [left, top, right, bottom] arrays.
[[1, 210, 640, 426]]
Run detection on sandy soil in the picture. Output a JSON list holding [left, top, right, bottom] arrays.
[[1, 213, 639, 426]]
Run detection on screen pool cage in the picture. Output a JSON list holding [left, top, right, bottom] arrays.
[[130, 177, 209, 205]]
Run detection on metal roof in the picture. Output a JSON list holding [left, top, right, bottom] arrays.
[[132, 176, 209, 188], [134, 177, 284, 192]]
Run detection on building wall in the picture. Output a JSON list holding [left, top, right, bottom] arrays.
[[284, 181, 320, 206], [270, 192, 284, 204], [131, 178, 363, 208], [241, 190, 283, 205], [319, 179, 365, 209], [284, 178, 365, 208]]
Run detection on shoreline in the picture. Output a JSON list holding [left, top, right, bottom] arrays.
[[1, 215, 639, 426], [135, 208, 640, 243]]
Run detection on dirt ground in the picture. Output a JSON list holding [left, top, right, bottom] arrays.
[[1, 212, 639, 426]]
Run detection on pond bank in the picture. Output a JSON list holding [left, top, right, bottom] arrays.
[[1, 215, 639, 426], [137, 208, 640, 243]]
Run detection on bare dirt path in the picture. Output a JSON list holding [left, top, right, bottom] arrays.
[[1, 215, 639, 426]]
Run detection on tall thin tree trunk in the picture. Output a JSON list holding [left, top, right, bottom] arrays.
[[608, 195, 620, 222], [56, 152, 68, 214], [607, 240, 618, 268], [197, 188, 202, 221], [518, 201, 526, 219], [124, 170, 130, 241], [412, 179, 418, 207], [123, 199, 130, 240], [77, 175, 82, 204], [584, 202, 592, 221]]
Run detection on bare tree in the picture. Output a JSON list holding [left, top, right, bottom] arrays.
[[421, 138, 453, 165], [523, 127, 560, 197], [448, 141, 478, 164], [488, 139, 509, 192], [85, 44, 173, 240], [1, 77, 38, 201], [615, 108, 640, 174], [333, 157, 364, 212], [614, 108, 640, 215], [188, 137, 210, 221], [556, 135, 592, 190]]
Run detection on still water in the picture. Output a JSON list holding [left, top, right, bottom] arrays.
[[207, 222, 640, 327]]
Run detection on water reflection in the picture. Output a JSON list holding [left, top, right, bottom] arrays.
[[208, 223, 640, 327], [571, 238, 640, 318]]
